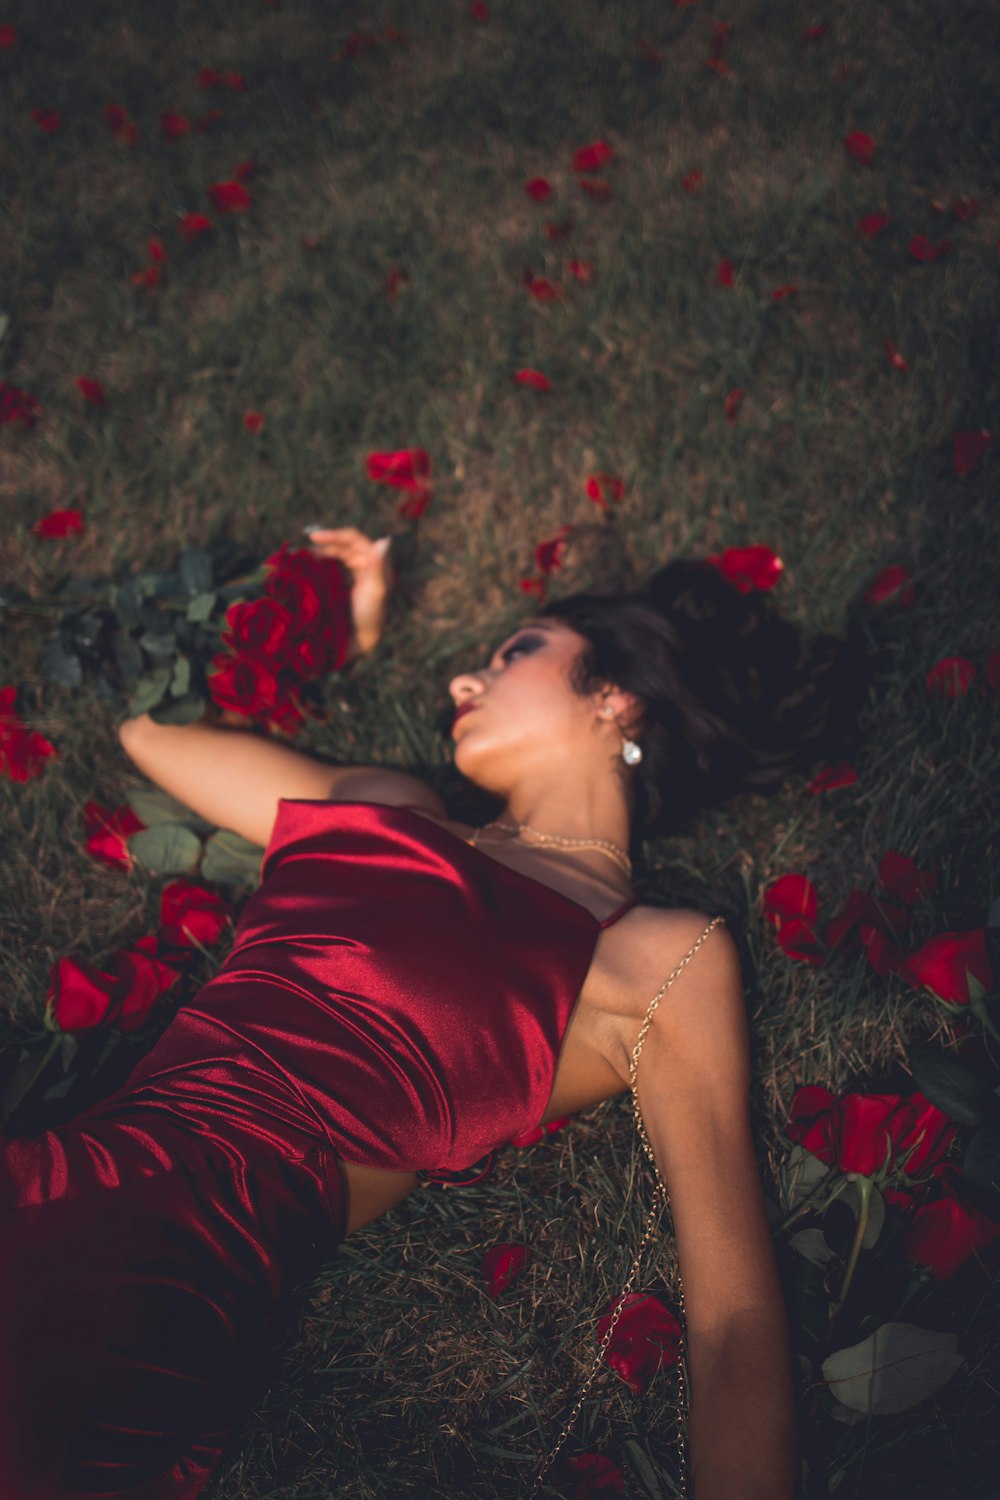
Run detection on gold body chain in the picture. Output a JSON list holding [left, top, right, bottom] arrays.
[[527, 914, 726, 1499]]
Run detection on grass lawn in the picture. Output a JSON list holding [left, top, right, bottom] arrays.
[[2, 1, 999, 1496]]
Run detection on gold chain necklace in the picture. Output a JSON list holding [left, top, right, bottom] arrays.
[[470, 820, 633, 878]]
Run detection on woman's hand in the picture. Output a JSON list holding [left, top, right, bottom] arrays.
[[304, 527, 393, 657]]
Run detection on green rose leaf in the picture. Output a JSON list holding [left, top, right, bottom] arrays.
[[789, 1227, 835, 1268], [128, 664, 173, 715], [822, 1323, 963, 1415], [964, 1122, 1000, 1193], [125, 785, 214, 834], [114, 631, 144, 686], [782, 1143, 831, 1210], [112, 578, 143, 631], [908, 1045, 991, 1128], [137, 629, 177, 662], [170, 654, 191, 697], [150, 693, 206, 726], [201, 828, 263, 886], [186, 590, 217, 623], [40, 639, 83, 689], [129, 823, 203, 875], [179, 547, 214, 595]]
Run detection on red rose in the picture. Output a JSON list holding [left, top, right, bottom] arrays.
[[208, 179, 252, 214], [365, 447, 431, 492], [82, 800, 145, 870], [0, 688, 58, 782], [263, 546, 351, 671], [573, 140, 614, 174], [706, 544, 784, 593], [597, 1292, 681, 1395], [524, 177, 552, 201], [534, 528, 572, 577], [160, 880, 233, 948], [925, 656, 977, 698], [113, 938, 179, 1030], [48, 939, 177, 1033], [31, 507, 85, 538], [904, 1167, 1000, 1280], [864, 564, 915, 608], [787, 1088, 956, 1178], [223, 597, 293, 660], [899, 929, 994, 1005], [482, 1242, 531, 1297], [207, 652, 282, 718]]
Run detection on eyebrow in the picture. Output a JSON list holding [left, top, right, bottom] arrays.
[[481, 620, 559, 670]]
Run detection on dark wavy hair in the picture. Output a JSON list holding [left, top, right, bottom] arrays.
[[541, 560, 869, 835]]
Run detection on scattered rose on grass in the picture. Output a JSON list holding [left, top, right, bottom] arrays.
[[716, 257, 735, 286], [160, 880, 233, 948], [160, 110, 191, 141], [878, 851, 939, 905], [0, 687, 57, 782], [806, 762, 858, 794], [209, 179, 252, 214], [469, 2, 491, 20], [585, 473, 624, 509], [904, 1166, 1000, 1280], [48, 941, 178, 1033], [534, 527, 572, 576], [179, 211, 214, 240], [681, 169, 703, 193], [32, 108, 62, 134], [925, 656, 977, 698], [0, 382, 43, 429], [909, 234, 952, 263], [786, 1087, 957, 1179], [844, 130, 876, 165], [597, 1293, 681, 1395], [864, 564, 915, 608], [724, 388, 745, 425], [772, 284, 799, 302], [885, 339, 908, 372], [513, 368, 551, 390], [566, 1452, 625, 1499], [31, 507, 85, 538], [526, 275, 562, 302], [366, 448, 430, 492], [524, 177, 552, 202], [764, 873, 823, 964], [82, 801, 145, 870], [0, 22, 17, 48], [707, 544, 784, 592], [573, 140, 614, 173], [951, 429, 992, 476], [580, 179, 613, 201], [567, 259, 593, 283], [243, 410, 265, 434], [899, 930, 994, 1006], [482, 1243, 530, 1296], [858, 212, 890, 240], [74, 376, 106, 408]]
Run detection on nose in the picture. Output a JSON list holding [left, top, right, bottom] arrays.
[[448, 670, 486, 705]]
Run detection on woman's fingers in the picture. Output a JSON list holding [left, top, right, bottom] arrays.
[[302, 528, 392, 655]]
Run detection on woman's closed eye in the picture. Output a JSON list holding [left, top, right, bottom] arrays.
[[499, 633, 545, 665]]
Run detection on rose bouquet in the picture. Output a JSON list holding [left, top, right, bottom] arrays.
[[38, 540, 351, 733]]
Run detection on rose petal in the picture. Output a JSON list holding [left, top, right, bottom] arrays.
[[513, 368, 551, 390], [160, 880, 233, 948], [844, 130, 876, 165], [573, 141, 614, 174], [864, 564, 915, 608], [716, 257, 735, 286], [772, 284, 799, 302], [482, 1242, 530, 1296], [567, 259, 594, 283], [566, 1452, 625, 1499], [925, 656, 977, 698], [534, 527, 572, 576], [524, 177, 552, 202], [179, 211, 214, 240], [526, 275, 562, 302], [885, 338, 908, 372], [208, 179, 252, 214], [243, 409, 265, 434], [723, 387, 745, 425], [31, 508, 85, 538], [32, 108, 62, 134], [806, 762, 858, 794], [952, 429, 991, 476], [366, 448, 431, 491], [160, 110, 191, 141], [878, 851, 939, 905], [74, 376, 106, 408], [82, 801, 145, 870], [899, 930, 994, 1005], [909, 234, 952, 263], [764, 873, 820, 928], [706, 544, 784, 592], [858, 211, 890, 240], [597, 1292, 681, 1395], [584, 473, 624, 509], [681, 170, 703, 193]]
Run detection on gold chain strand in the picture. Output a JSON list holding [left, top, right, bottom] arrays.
[[527, 915, 725, 1499], [473, 820, 633, 879]]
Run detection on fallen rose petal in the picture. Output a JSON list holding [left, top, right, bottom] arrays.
[[566, 1452, 625, 1499], [0, 23, 17, 48], [858, 211, 890, 240], [567, 259, 594, 283], [775, 917, 824, 966], [885, 338, 908, 372], [194, 108, 224, 133], [209, 179, 252, 214], [223, 71, 247, 91], [909, 234, 952, 263], [74, 376, 106, 408], [710, 21, 733, 59], [397, 486, 432, 521], [716, 257, 735, 286], [534, 527, 572, 576], [0, 382, 43, 429], [131, 265, 162, 289], [233, 159, 256, 182], [952, 429, 992, 476], [707, 544, 784, 592], [681, 170, 703, 193], [580, 179, 613, 201], [513, 368, 551, 390], [950, 197, 980, 221], [878, 851, 939, 905], [0, 690, 58, 782], [179, 211, 214, 240], [584, 473, 624, 509], [82, 801, 145, 870], [384, 267, 407, 298], [366, 448, 431, 491], [904, 1167, 1000, 1280], [160, 879, 233, 948], [844, 130, 876, 165], [772, 284, 799, 302], [864, 564, 915, 608], [860, 924, 905, 977], [519, 576, 546, 600], [243, 410, 265, 434], [573, 140, 614, 173], [482, 1242, 530, 1296], [597, 1292, 681, 1395], [524, 177, 552, 202], [925, 656, 977, 698], [160, 110, 191, 141], [196, 66, 224, 88], [806, 762, 858, 794], [526, 275, 561, 302], [764, 873, 820, 929], [899, 930, 994, 1005], [48, 957, 117, 1031], [469, 2, 491, 20], [724, 388, 745, 425], [32, 108, 61, 134], [32, 507, 85, 538]]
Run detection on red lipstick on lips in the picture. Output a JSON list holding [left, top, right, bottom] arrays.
[[452, 703, 478, 729]]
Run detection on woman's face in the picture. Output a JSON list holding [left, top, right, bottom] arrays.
[[448, 619, 602, 793]]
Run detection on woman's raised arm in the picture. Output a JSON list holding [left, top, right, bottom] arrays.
[[633, 919, 796, 1500]]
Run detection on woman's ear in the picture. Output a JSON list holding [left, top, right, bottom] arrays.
[[595, 685, 644, 737]]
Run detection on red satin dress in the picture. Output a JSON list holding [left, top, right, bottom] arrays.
[[0, 801, 635, 1500]]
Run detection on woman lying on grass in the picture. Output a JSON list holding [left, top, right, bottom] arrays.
[[1, 527, 865, 1499]]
